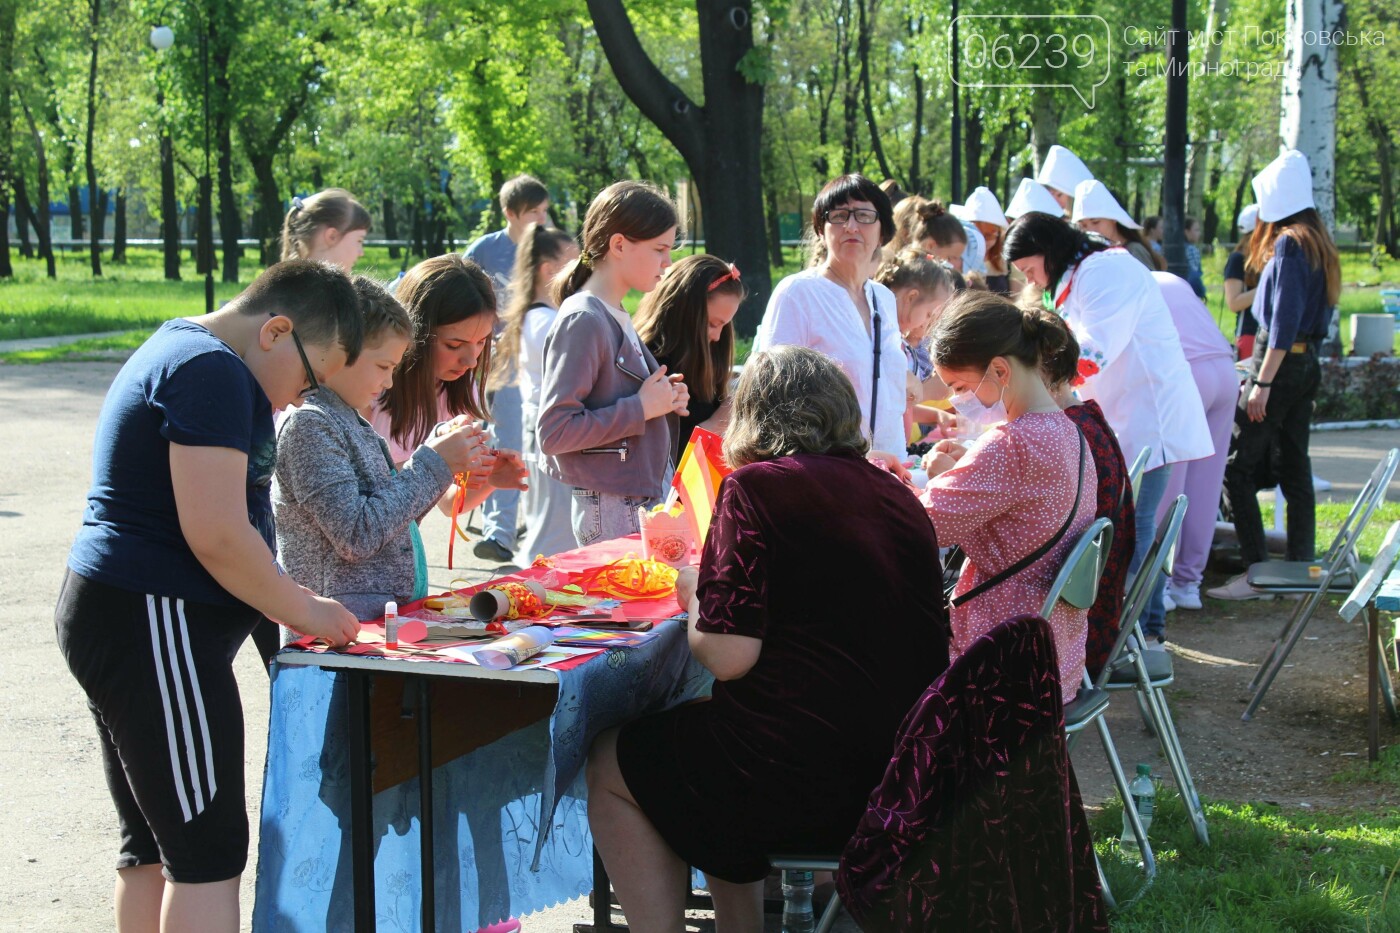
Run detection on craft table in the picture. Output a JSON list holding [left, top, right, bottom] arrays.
[[251, 537, 712, 932], [1340, 521, 1400, 761]]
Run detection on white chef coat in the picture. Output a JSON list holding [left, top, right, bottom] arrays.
[[756, 268, 908, 455], [1053, 248, 1213, 470]]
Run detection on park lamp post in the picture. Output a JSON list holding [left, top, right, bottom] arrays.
[[149, 20, 214, 315]]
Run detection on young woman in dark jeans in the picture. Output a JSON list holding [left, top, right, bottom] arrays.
[[1210, 150, 1341, 600]]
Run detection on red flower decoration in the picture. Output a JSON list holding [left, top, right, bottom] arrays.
[[1077, 358, 1100, 378]]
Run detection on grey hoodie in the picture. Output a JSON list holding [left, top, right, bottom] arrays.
[[273, 387, 453, 621]]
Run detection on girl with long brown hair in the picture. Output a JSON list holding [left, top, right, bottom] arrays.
[[368, 254, 527, 526], [634, 254, 746, 461], [1211, 150, 1341, 600], [537, 181, 690, 546]]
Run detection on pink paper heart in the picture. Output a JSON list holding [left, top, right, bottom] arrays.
[[396, 619, 428, 645]]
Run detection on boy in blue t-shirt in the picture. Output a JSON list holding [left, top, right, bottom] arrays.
[[464, 173, 551, 564], [56, 260, 363, 931]]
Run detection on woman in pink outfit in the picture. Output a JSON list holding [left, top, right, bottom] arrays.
[[919, 291, 1098, 701], [1153, 271, 1238, 611]]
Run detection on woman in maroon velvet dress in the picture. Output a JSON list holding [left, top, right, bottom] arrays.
[[586, 345, 950, 931]]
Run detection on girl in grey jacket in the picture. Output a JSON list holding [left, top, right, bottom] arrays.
[[537, 182, 690, 547]]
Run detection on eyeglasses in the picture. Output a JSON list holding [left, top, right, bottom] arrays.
[[825, 208, 880, 226], [707, 262, 741, 292], [271, 312, 319, 398]]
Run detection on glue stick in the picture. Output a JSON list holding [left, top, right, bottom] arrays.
[[384, 601, 400, 649]]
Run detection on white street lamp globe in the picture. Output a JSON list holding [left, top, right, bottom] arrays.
[[149, 26, 175, 51]]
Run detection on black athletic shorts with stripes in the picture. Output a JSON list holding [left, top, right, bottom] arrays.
[[55, 568, 260, 883]]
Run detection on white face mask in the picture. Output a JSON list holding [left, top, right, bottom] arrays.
[[948, 368, 1008, 436]]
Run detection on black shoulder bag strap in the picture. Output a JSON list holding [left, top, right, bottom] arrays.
[[868, 283, 881, 443], [950, 428, 1087, 609]]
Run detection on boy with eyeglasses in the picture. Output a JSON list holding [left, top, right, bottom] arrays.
[[55, 260, 364, 933]]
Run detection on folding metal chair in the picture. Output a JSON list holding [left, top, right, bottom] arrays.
[[1243, 448, 1400, 720], [1095, 497, 1209, 846], [1040, 518, 1152, 909], [1126, 447, 1151, 505]]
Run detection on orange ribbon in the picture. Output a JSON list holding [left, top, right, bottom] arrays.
[[572, 556, 679, 600]]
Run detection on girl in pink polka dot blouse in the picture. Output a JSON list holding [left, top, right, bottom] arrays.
[[918, 291, 1098, 702]]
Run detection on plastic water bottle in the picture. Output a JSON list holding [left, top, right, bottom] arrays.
[[1119, 764, 1156, 859], [781, 869, 815, 933]]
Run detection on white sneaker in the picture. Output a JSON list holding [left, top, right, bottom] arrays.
[[1168, 581, 1203, 611], [1163, 588, 1177, 612]]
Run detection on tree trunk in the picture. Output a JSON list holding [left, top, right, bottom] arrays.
[[383, 199, 400, 260], [1029, 89, 1060, 171], [250, 153, 281, 267], [66, 184, 82, 243], [856, 0, 894, 182], [1279, 0, 1341, 228], [964, 105, 984, 197], [1202, 158, 1224, 245], [839, 0, 859, 175], [1350, 63, 1397, 257], [1229, 156, 1253, 243], [764, 179, 784, 268], [214, 45, 240, 283], [22, 102, 56, 278], [159, 111, 181, 279], [586, 0, 772, 336], [1187, 0, 1229, 217], [907, 15, 925, 194], [13, 175, 33, 258], [84, 0, 102, 276], [0, 0, 11, 278], [113, 189, 127, 262]]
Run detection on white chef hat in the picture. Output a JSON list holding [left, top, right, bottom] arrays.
[[958, 186, 1008, 228], [1071, 180, 1141, 230], [1036, 145, 1095, 196], [1252, 150, 1315, 223], [1237, 204, 1259, 233], [1005, 178, 1064, 219]]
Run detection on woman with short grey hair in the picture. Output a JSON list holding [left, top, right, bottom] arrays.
[[585, 344, 950, 931]]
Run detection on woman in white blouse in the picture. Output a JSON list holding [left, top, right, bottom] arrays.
[[756, 174, 909, 459], [1005, 211, 1213, 647]]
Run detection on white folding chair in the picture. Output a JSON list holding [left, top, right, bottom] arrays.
[[1244, 448, 1400, 720], [1337, 520, 1400, 762]]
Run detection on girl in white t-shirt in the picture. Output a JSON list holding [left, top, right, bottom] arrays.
[[757, 173, 909, 461], [492, 223, 580, 562], [279, 188, 371, 272]]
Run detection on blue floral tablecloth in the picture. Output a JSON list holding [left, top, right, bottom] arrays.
[[252, 618, 712, 931]]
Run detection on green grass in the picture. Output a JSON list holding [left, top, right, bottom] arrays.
[[0, 330, 154, 364], [0, 246, 412, 341], [1258, 501, 1400, 564], [1094, 790, 1400, 931]]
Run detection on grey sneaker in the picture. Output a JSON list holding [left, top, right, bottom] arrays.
[[1205, 573, 1274, 601]]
